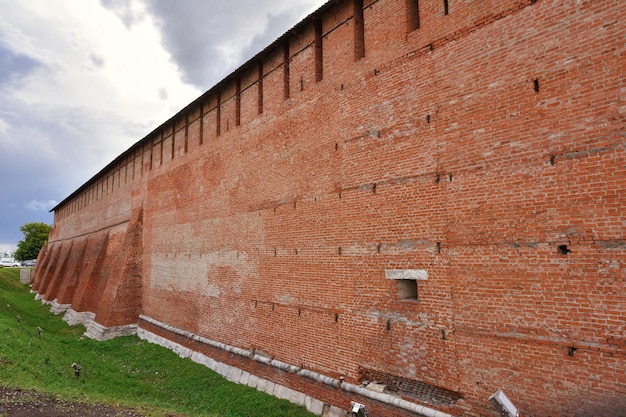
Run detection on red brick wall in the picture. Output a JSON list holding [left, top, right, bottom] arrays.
[[35, 0, 626, 415]]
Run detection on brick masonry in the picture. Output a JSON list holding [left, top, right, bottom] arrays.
[[31, 0, 625, 416]]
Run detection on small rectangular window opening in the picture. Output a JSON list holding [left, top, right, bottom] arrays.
[[354, 0, 365, 60], [397, 279, 418, 301], [314, 19, 323, 82], [385, 269, 427, 302], [408, 0, 420, 31]]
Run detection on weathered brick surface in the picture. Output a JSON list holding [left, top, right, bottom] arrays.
[[32, 0, 625, 416]]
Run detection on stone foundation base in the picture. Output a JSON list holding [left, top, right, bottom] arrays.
[[61, 309, 137, 340], [33, 293, 137, 340], [19, 269, 30, 284], [137, 327, 338, 417], [138, 315, 453, 417]]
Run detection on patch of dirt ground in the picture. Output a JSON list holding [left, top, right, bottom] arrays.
[[0, 386, 145, 417]]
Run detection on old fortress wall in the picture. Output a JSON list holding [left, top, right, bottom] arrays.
[[32, 1, 625, 416]]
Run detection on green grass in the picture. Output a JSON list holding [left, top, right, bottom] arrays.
[[0, 268, 315, 417]]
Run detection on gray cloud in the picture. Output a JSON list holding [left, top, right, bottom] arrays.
[[0, 91, 150, 245], [0, 45, 42, 89], [142, 0, 323, 90], [89, 53, 106, 69], [24, 200, 58, 212], [99, 0, 145, 28]]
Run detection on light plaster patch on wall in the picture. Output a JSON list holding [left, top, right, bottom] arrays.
[[150, 250, 256, 295], [277, 293, 293, 304], [204, 283, 221, 298], [149, 213, 263, 292], [150, 253, 206, 292]]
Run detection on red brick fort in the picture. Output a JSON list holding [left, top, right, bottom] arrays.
[[31, 0, 626, 416]]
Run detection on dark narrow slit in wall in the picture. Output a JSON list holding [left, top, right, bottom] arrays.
[[437, 242, 441, 254], [386, 320, 391, 331], [426, 114, 431, 124], [258, 61, 264, 114], [216, 90, 221, 136], [283, 42, 290, 99], [568, 346, 577, 356], [149, 141, 153, 170], [300, 76, 304, 92], [171, 125, 175, 159], [199, 102, 204, 145], [315, 19, 323, 82], [408, 0, 420, 31], [159, 132, 164, 165], [235, 77, 241, 126], [354, 0, 365, 60], [550, 155, 556, 166], [443, 0, 449, 15], [534, 78, 540, 93], [184, 114, 189, 153], [334, 313, 339, 322]]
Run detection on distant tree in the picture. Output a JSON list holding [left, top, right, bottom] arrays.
[[14, 222, 51, 261]]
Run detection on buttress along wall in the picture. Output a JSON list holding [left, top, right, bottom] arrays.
[[32, 1, 626, 416]]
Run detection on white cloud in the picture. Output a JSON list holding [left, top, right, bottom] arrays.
[[3, 0, 198, 126], [23, 200, 58, 212], [0, 243, 16, 253]]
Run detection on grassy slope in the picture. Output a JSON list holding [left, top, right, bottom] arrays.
[[0, 269, 314, 417]]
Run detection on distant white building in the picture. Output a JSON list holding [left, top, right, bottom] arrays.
[[0, 252, 19, 267]]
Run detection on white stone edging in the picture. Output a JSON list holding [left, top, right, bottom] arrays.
[[139, 315, 453, 417], [34, 292, 139, 341]]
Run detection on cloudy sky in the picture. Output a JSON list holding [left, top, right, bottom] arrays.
[[0, 0, 326, 252]]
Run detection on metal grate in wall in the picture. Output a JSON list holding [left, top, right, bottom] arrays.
[[359, 368, 461, 406]]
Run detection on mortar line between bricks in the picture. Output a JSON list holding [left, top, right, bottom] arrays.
[[455, 327, 626, 356], [46, 219, 130, 244]]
